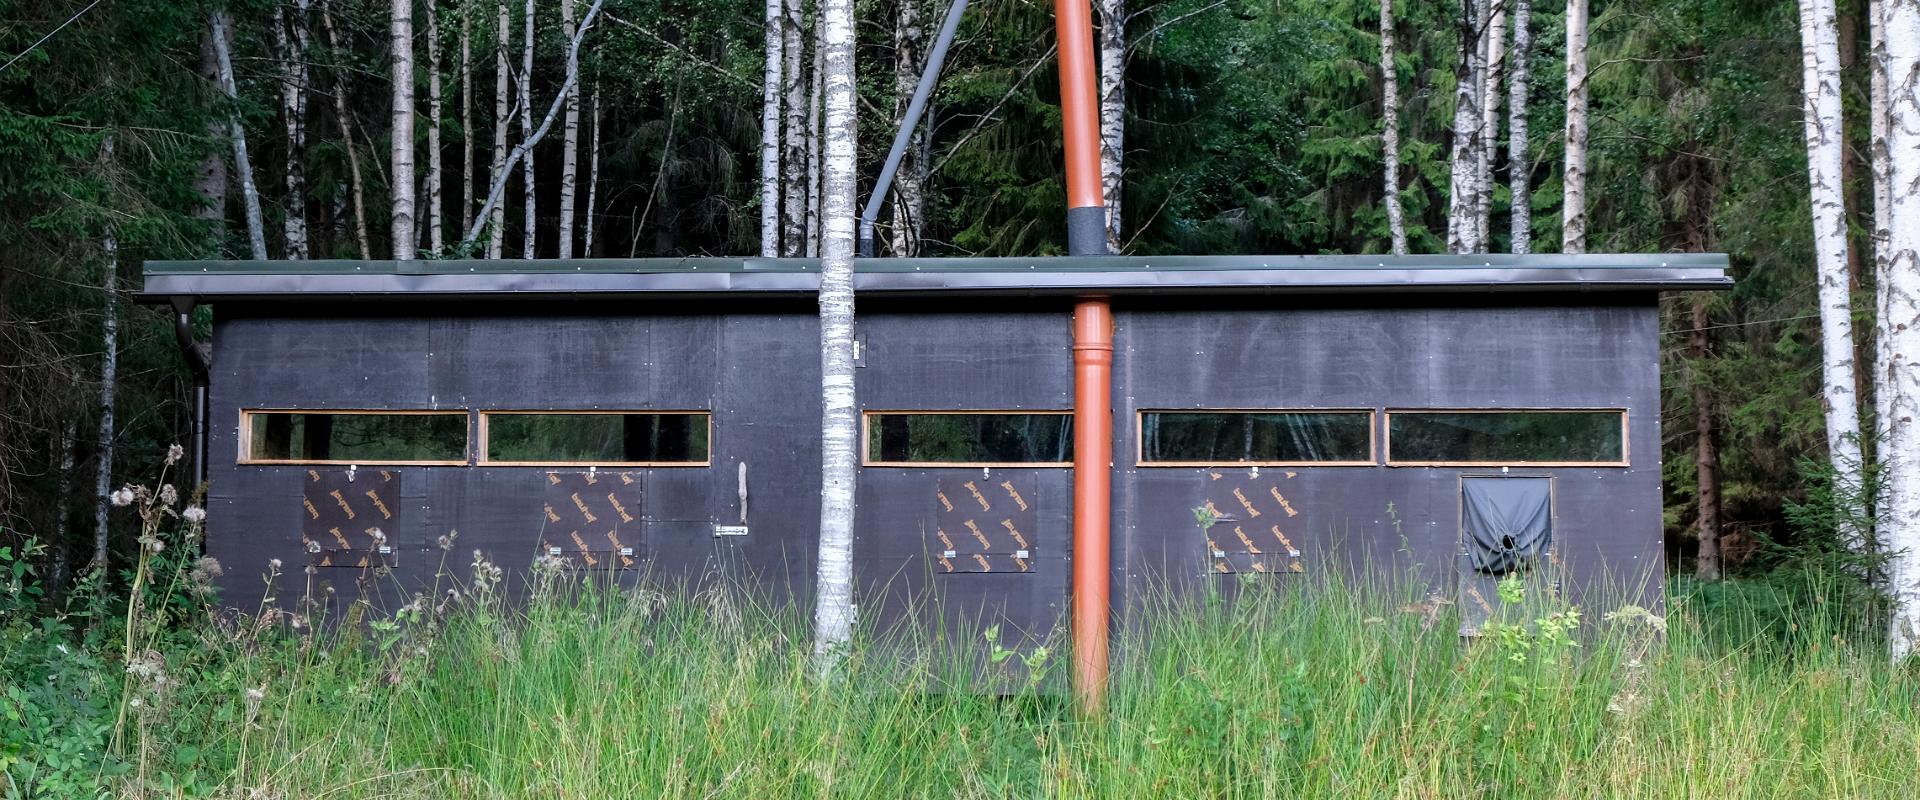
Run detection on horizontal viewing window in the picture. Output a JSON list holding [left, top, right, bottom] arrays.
[[482, 412, 711, 465], [865, 412, 1072, 465], [243, 411, 468, 464], [1387, 410, 1626, 465], [1140, 411, 1374, 465]]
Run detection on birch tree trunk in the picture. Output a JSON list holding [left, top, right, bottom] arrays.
[[1871, 0, 1893, 462], [1445, 0, 1486, 253], [761, 0, 784, 256], [1508, 0, 1533, 253], [49, 421, 76, 598], [459, 0, 602, 248], [271, 1, 313, 259], [1096, 0, 1125, 249], [781, 0, 807, 256], [585, 84, 601, 256], [890, 0, 929, 256], [461, 0, 475, 232], [806, 38, 824, 257], [393, 0, 418, 260], [813, 0, 859, 661], [1476, 2, 1505, 247], [557, 0, 581, 259], [1562, 0, 1590, 254], [519, 0, 536, 258], [94, 141, 119, 573], [321, 0, 375, 258], [1799, 0, 1867, 556], [1379, 0, 1407, 255], [209, 12, 269, 260], [489, 0, 510, 258], [427, 0, 446, 253], [1881, 0, 1920, 660]]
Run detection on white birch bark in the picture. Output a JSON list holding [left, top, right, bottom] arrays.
[[427, 0, 446, 253], [49, 420, 76, 596], [1097, 0, 1125, 248], [93, 140, 118, 572], [321, 0, 375, 258], [806, 38, 824, 257], [1445, 0, 1486, 253], [460, 1, 602, 247], [761, 0, 784, 257], [1798, 0, 1866, 556], [461, 0, 475, 230], [813, 0, 859, 660], [1562, 0, 1590, 254], [890, 0, 929, 256], [781, 0, 807, 256], [1871, 0, 1893, 457], [557, 0, 581, 259], [519, 0, 536, 258], [393, 0, 418, 260], [1477, 2, 1505, 247], [584, 83, 601, 256], [271, 1, 313, 259], [1879, 0, 1920, 660], [209, 12, 269, 260], [1508, 0, 1533, 253], [1380, 0, 1407, 255], [490, 0, 509, 258]]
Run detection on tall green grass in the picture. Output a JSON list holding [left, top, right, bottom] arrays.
[[90, 563, 1919, 799]]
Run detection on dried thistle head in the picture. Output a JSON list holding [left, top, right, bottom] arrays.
[[187, 558, 223, 598]]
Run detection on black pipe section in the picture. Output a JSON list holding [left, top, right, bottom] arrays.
[[857, 0, 972, 258], [170, 297, 212, 491]]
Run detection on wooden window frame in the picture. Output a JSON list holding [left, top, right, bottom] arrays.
[[1385, 408, 1629, 468], [861, 410, 1074, 468], [1135, 408, 1379, 467], [477, 410, 714, 468], [238, 409, 472, 466]]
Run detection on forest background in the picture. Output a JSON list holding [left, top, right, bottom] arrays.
[[0, 0, 1871, 597]]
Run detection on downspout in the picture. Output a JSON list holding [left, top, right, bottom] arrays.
[[1055, 0, 1112, 713], [858, 0, 972, 258], [170, 297, 212, 491]]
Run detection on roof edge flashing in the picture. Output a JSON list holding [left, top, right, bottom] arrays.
[[137, 255, 1732, 303]]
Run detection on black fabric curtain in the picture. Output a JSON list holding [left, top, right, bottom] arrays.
[[1462, 478, 1552, 575]]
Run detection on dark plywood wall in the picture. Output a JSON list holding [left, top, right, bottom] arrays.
[[204, 297, 1662, 641], [1113, 302, 1664, 617]]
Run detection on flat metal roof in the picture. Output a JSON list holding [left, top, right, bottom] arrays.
[[139, 254, 1732, 302]]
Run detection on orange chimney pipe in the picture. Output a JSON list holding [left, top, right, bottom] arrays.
[[1070, 298, 1113, 713], [1058, 0, 1112, 713], [1053, 0, 1108, 256]]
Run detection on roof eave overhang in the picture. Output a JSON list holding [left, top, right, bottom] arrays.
[[136, 255, 1734, 304]]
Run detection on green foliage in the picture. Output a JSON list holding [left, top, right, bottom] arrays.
[[1, 539, 122, 798], [5, 529, 1920, 797]]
